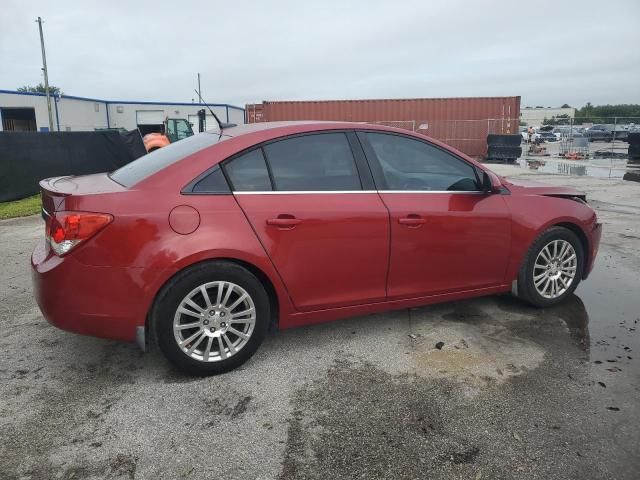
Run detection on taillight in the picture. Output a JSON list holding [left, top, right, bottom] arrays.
[[46, 211, 113, 256]]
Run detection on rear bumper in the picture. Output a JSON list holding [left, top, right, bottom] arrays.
[[31, 239, 159, 343]]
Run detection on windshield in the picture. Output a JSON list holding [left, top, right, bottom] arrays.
[[110, 133, 227, 187]]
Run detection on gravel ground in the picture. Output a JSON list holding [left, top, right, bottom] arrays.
[[1, 167, 639, 480]]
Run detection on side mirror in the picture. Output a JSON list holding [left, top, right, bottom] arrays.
[[481, 170, 502, 193]]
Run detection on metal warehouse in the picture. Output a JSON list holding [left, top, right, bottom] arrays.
[[0, 89, 245, 134], [246, 96, 521, 157]]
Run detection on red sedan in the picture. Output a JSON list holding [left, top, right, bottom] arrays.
[[31, 122, 602, 375]]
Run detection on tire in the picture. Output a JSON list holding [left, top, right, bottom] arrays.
[[517, 226, 584, 308], [153, 261, 270, 375], [487, 145, 522, 159]]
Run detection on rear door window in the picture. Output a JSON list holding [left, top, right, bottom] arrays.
[[224, 149, 272, 192], [263, 133, 362, 191]]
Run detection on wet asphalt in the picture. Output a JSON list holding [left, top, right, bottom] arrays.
[[1, 169, 639, 479]]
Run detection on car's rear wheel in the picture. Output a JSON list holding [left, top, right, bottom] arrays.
[[153, 261, 270, 375], [517, 226, 584, 307]]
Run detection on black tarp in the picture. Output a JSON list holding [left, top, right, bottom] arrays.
[[0, 131, 146, 202], [119, 129, 148, 160]]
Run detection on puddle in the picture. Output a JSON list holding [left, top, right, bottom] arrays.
[[572, 255, 639, 370], [493, 251, 638, 372], [496, 253, 639, 369], [517, 158, 640, 180]]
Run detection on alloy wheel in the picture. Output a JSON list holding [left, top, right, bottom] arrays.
[[173, 281, 256, 362], [533, 239, 577, 299]]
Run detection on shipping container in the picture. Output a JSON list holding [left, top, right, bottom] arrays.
[[245, 97, 520, 157]]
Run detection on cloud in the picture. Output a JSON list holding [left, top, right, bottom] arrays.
[[1, 0, 639, 108]]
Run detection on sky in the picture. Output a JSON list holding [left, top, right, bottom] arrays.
[[1, 0, 639, 109]]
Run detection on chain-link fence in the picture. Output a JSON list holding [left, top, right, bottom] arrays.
[[372, 118, 519, 157], [371, 115, 639, 181], [520, 116, 640, 158], [515, 115, 640, 180]]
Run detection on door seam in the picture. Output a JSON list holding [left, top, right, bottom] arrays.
[[376, 191, 393, 298], [230, 193, 298, 309]]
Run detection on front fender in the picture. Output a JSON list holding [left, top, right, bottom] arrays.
[[503, 194, 597, 282]]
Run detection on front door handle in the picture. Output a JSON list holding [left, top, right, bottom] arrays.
[[398, 214, 426, 227], [266, 215, 301, 228]]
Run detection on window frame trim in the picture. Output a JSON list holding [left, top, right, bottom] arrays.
[[355, 129, 483, 193], [182, 129, 485, 196], [182, 130, 374, 195], [232, 190, 486, 195]]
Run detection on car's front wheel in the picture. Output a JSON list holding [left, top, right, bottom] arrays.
[[517, 226, 584, 307], [153, 261, 270, 375]]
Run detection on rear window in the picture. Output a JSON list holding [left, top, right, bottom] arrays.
[[110, 133, 228, 187]]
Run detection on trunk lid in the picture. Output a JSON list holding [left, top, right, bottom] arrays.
[[40, 173, 126, 215]]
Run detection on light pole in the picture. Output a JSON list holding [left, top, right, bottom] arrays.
[[36, 16, 54, 132], [197, 73, 202, 103]]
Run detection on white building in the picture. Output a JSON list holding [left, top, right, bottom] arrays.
[[520, 106, 576, 127], [0, 89, 245, 133]]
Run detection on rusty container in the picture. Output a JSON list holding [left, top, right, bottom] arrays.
[[245, 97, 520, 157]]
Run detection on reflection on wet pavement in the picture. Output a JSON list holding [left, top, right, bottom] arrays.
[[574, 252, 639, 374], [516, 157, 640, 180], [496, 250, 638, 373], [496, 294, 590, 350]]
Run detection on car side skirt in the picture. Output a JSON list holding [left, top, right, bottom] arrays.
[[280, 283, 511, 329]]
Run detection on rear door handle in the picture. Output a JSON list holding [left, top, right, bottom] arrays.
[[398, 214, 426, 226], [266, 216, 301, 228]]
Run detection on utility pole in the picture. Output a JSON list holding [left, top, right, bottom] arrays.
[[197, 73, 202, 103], [36, 17, 54, 132]]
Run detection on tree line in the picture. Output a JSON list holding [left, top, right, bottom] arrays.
[[540, 103, 640, 125]]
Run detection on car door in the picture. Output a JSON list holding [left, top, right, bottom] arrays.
[[226, 131, 390, 311], [358, 131, 511, 299]]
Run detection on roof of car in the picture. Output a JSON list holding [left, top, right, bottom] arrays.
[[202, 120, 479, 166], [220, 120, 379, 137]]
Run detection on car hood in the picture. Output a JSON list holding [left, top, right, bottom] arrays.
[[501, 177, 585, 198]]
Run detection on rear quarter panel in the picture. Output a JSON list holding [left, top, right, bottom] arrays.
[[67, 190, 296, 325]]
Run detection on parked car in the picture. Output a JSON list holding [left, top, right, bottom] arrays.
[[32, 122, 602, 375], [536, 132, 558, 142], [584, 125, 613, 142], [551, 126, 581, 139], [566, 133, 586, 142], [611, 129, 629, 142], [593, 124, 631, 142]]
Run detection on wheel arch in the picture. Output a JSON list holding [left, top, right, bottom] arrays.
[[514, 221, 587, 305], [552, 221, 590, 279], [509, 217, 591, 296], [222, 257, 280, 330], [146, 257, 283, 347]]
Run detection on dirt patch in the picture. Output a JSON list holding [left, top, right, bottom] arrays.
[[407, 299, 547, 386], [279, 359, 608, 479], [0, 342, 137, 479]]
